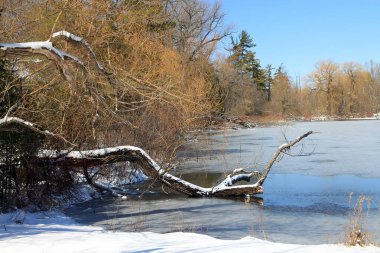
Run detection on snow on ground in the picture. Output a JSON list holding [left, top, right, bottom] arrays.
[[0, 211, 380, 253]]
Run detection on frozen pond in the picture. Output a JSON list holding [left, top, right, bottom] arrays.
[[66, 120, 380, 244]]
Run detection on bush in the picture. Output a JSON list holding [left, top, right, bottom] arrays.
[[0, 127, 75, 212]]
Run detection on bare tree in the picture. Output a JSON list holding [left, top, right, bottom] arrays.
[[308, 61, 339, 116], [168, 0, 231, 61], [366, 60, 380, 114]]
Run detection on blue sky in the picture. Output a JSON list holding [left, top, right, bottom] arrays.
[[208, 0, 380, 80]]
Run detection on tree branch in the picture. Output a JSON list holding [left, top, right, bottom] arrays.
[[256, 130, 313, 186], [0, 116, 74, 146]]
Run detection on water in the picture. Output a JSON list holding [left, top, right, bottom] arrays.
[[66, 120, 380, 244]]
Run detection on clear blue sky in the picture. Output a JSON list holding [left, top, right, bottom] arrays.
[[208, 0, 380, 81]]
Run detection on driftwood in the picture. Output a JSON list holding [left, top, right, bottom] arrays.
[[1, 116, 312, 197]]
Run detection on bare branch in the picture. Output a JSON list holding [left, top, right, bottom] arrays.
[[256, 131, 313, 186]]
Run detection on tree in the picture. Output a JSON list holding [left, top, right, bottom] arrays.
[[267, 66, 298, 117], [0, 116, 313, 199], [168, 0, 231, 61], [214, 56, 254, 115], [308, 61, 339, 116], [229, 30, 259, 77], [264, 64, 274, 102], [227, 30, 266, 114], [366, 60, 380, 113], [0, 59, 20, 116]]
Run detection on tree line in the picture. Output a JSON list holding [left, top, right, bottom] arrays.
[[218, 30, 380, 119]]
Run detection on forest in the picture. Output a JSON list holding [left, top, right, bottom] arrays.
[[1, 0, 380, 211]]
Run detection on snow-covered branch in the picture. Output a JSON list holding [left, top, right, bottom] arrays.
[[37, 131, 312, 197], [0, 41, 84, 65], [0, 116, 74, 146], [51, 31, 106, 72], [0, 30, 108, 84]]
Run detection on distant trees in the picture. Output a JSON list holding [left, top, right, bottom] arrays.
[[304, 61, 379, 117], [217, 35, 380, 119], [307, 61, 339, 116]]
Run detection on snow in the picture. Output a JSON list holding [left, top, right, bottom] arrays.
[[0, 116, 35, 127], [0, 211, 379, 253], [40, 145, 164, 175], [0, 116, 57, 139], [51, 30, 105, 71], [0, 40, 84, 65], [0, 41, 53, 50], [52, 31, 83, 42]]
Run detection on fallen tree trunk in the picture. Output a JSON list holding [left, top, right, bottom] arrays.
[[36, 132, 312, 197], [1, 116, 312, 197]]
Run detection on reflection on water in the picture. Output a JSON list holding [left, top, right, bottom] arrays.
[[66, 120, 380, 244]]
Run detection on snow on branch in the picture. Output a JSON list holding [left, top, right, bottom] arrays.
[[0, 116, 74, 145], [51, 30, 106, 72], [0, 30, 108, 84], [52, 31, 83, 42], [0, 41, 84, 65]]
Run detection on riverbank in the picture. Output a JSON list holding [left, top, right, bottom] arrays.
[[1, 211, 379, 253], [206, 114, 380, 130]]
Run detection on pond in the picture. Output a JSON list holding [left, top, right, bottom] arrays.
[[66, 120, 380, 245]]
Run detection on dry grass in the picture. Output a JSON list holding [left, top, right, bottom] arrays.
[[345, 194, 372, 247]]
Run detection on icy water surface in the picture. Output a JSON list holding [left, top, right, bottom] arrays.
[[66, 120, 380, 244]]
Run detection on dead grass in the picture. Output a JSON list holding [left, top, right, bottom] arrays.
[[345, 194, 372, 247]]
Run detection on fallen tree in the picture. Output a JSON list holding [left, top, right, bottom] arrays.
[[1, 115, 312, 197]]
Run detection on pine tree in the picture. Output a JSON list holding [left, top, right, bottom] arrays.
[[264, 64, 274, 101], [229, 30, 265, 89]]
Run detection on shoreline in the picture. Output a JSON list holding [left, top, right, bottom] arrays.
[[205, 114, 380, 131], [1, 210, 379, 253]]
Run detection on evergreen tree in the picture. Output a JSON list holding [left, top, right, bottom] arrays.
[[228, 30, 265, 89], [264, 64, 274, 101]]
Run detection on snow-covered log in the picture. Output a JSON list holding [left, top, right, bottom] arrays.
[[0, 115, 312, 197], [35, 132, 312, 197], [0, 110, 313, 197]]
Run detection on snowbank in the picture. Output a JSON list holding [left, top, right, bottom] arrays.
[[0, 211, 379, 253]]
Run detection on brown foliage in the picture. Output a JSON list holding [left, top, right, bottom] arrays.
[[0, 0, 219, 157]]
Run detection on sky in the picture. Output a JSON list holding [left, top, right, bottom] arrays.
[[207, 0, 380, 81]]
